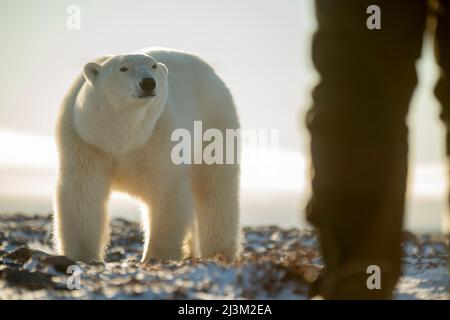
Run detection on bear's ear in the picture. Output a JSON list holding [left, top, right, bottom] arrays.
[[158, 62, 168, 76], [83, 62, 102, 85]]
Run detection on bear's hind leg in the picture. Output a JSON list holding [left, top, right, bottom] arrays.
[[192, 164, 240, 261]]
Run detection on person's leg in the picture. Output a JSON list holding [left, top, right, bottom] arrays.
[[434, 0, 450, 234], [306, 0, 427, 299]]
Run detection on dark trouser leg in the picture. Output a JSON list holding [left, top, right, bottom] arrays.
[[306, 0, 427, 299], [434, 0, 450, 234]]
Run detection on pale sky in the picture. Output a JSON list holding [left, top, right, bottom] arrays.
[[0, 0, 315, 151], [0, 0, 447, 232]]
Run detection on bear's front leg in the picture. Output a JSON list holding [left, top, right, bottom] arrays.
[[141, 181, 193, 262], [54, 160, 111, 262]]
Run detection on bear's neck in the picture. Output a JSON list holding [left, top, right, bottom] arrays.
[[74, 86, 165, 155]]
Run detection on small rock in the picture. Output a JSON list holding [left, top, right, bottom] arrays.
[[402, 230, 420, 246], [106, 248, 126, 262], [270, 232, 282, 242], [4, 247, 33, 264], [43, 256, 76, 273], [303, 267, 320, 283], [2, 269, 54, 290]]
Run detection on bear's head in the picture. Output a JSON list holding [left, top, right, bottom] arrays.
[[74, 53, 170, 155], [83, 53, 168, 109]]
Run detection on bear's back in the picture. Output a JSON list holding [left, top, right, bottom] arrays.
[[139, 47, 238, 131]]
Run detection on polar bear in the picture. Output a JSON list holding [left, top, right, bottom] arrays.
[[53, 48, 240, 263]]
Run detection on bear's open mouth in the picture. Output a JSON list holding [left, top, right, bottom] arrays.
[[138, 91, 156, 99]]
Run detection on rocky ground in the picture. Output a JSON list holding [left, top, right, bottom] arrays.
[[0, 214, 448, 299]]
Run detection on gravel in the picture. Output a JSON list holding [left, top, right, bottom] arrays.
[[0, 214, 447, 299]]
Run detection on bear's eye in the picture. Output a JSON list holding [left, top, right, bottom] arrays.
[[152, 64, 157, 70], [120, 66, 128, 72]]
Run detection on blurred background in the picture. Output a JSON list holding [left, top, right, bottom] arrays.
[[0, 0, 447, 232]]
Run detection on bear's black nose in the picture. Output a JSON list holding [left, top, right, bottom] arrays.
[[139, 77, 156, 93]]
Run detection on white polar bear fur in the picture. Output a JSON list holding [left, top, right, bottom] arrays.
[[53, 47, 240, 262]]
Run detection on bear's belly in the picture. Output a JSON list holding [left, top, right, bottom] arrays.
[[110, 148, 189, 199]]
